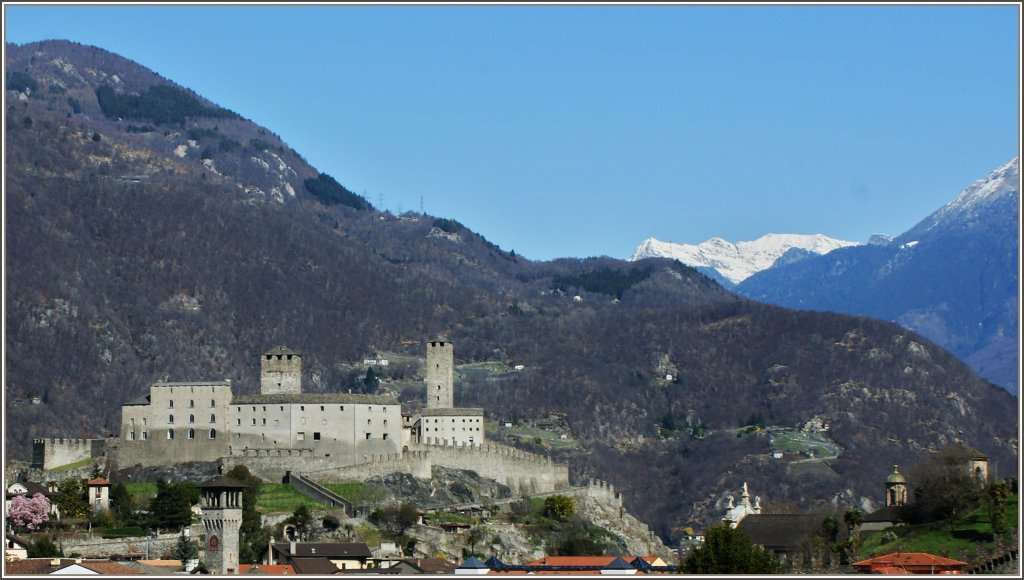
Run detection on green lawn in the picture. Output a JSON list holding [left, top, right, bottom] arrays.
[[858, 494, 1019, 562], [323, 482, 383, 506], [257, 483, 327, 514], [47, 457, 97, 472]]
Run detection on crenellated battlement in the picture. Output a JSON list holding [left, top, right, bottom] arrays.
[[31, 438, 106, 469]]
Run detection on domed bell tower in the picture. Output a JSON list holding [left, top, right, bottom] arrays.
[[199, 475, 247, 575], [885, 465, 907, 507]]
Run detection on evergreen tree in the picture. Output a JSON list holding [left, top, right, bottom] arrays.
[[683, 525, 782, 574], [148, 480, 194, 532], [172, 532, 199, 565]]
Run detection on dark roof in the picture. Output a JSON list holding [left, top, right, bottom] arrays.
[[944, 442, 989, 460], [233, 393, 397, 405], [198, 475, 248, 489], [6, 481, 50, 497], [863, 505, 905, 523], [274, 542, 372, 559], [605, 556, 633, 570], [483, 556, 505, 569], [290, 557, 340, 575], [124, 393, 152, 406], [738, 514, 842, 552], [458, 556, 488, 569], [400, 558, 458, 574], [419, 407, 484, 417]]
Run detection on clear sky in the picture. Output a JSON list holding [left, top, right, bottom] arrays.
[[4, 2, 1020, 261]]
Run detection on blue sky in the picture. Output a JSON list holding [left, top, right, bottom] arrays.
[[4, 3, 1020, 261]]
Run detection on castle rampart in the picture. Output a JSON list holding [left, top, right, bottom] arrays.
[[31, 438, 107, 470]]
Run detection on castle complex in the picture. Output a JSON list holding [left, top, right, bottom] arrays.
[[33, 340, 564, 495]]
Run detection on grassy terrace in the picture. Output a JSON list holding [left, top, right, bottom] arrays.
[[47, 457, 97, 472], [858, 494, 1019, 562]]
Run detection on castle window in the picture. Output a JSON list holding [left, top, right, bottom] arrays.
[[189, 400, 195, 408], [367, 419, 372, 425], [280, 406, 284, 411], [142, 418, 147, 426], [237, 407, 240, 412], [129, 431, 135, 441], [142, 432, 148, 440], [300, 406, 305, 411], [252, 406, 256, 412], [189, 414, 195, 424], [263, 406, 266, 411], [313, 432, 321, 441], [211, 399, 216, 407], [188, 429, 195, 440], [340, 406, 345, 411], [209, 429, 216, 439], [365, 433, 371, 439], [236, 418, 241, 426], [167, 429, 174, 440], [262, 418, 267, 425], [169, 400, 174, 408], [169, 414, 174, 424], [383, 433, 389, 440], [320, 406, 324, 412], [251, 418, 256, 426], [210, 414, 216, 423], [383, 419, 388, 427], [297, 432, 305, 441]]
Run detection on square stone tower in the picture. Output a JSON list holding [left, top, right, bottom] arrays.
[[425, 339, 454, 409], [199, 475, 247, 575], [260, 346, 302, 395]]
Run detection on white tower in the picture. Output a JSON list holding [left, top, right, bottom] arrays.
[[425, 339, 454, 409]]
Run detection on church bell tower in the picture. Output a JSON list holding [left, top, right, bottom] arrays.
[[199, 475, 247, 575]]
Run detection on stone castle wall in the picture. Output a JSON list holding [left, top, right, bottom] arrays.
[[292, 442, 569, 496], [31, 438, 106, 469]]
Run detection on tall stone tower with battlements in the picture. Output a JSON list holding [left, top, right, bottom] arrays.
[[199, 475, 246, 575], [260, 346, 301, 395], [425, 339, 454, 408]]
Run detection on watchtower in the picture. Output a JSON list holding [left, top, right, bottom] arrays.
[[425, 339, 454, 409], [199, 475, 247, 575], [260, 346, 301, 395], [885, 465, 907, 507]]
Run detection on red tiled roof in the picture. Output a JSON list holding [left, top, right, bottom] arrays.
[[853, 552, 968, 572], [71, 560, 141, 574], [87, 477, 111, 486]]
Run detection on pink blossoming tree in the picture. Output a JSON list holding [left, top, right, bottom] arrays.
[[8, 493, 50, 530]]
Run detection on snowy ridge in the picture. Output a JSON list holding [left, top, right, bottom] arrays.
[[920, 156, 1019, 232], [629, 233, 860, 285]]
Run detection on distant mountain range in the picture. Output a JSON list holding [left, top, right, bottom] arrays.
[[736, 157, 1020, 395], [629, 234, 860, 286], [4, 39, 1018, 540]]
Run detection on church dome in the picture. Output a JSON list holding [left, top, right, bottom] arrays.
[[885, 465, 906, 484]]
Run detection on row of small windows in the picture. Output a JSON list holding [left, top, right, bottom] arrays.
[[424, 427, 482, 432], [423, 418, 481, 423], [233, 405, 391, 413], [168, 399, 218, 408], [129, 429, 215, 440], [167, 414, 216, 424]]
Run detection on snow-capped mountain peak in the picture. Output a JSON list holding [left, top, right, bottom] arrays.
[[908, 156, 1019, 238], [629, 233, 860, 285]]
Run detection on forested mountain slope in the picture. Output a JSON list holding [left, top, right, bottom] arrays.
[[4, 40, 1017, 539]]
